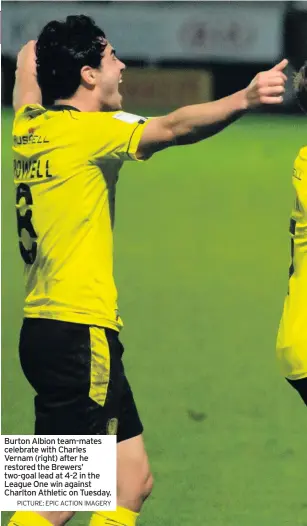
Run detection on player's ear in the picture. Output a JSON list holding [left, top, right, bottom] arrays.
[[80, 66, 97, 87]]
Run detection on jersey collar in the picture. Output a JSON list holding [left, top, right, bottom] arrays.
[[50, 105, 81, 112]]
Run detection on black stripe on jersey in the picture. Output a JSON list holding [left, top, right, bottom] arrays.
[[289, 218, 296, 279], [127, 121, 146, 160]]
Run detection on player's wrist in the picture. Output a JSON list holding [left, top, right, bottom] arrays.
[[226, 89, 249, 112], [238, 88, 249, 111]]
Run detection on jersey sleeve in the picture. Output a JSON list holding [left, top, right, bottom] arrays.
[[13, 103, 46, 124], [86, 111, 152, 162]]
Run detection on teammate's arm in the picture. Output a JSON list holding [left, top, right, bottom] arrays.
[[13, 41, 42, 112], [137, 59, 288, 158]]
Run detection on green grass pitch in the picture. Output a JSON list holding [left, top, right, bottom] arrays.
[[2, 109, 307, 526]]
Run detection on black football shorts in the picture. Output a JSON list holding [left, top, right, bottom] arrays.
[[287, 377, 307, 406], [19, 318, 143, 441]]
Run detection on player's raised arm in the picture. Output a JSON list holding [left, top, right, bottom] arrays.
[[137, 59, 288, 159], [13, 40, 42, 112]]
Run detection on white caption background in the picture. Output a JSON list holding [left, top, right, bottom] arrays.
[[0, 435, 116, 511]]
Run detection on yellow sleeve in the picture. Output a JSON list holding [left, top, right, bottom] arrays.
[[85, 111, 152, 162], [13, 104, 46, 127]]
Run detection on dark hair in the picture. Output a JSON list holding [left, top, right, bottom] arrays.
[[36, 15, 107, 102], [294, 63, 307, 114]]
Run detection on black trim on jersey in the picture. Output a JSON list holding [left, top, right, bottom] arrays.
[[50, 105, 81, 112], [127, 122, 146, 160]]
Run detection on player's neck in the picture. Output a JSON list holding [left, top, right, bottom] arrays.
[[54, 94, 101, 113]]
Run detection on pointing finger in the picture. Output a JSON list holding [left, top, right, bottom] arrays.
[[271, 58, 289, 72]]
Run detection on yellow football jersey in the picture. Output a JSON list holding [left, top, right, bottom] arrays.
[[276, 146, 307, 379], [13, 104, 150, 330]]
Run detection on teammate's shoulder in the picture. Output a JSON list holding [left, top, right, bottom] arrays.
[[297, 146, 307, 161]]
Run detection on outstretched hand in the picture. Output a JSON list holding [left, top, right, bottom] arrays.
[[244, 59, 288, 109]]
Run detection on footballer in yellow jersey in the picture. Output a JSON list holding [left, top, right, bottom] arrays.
[[13, 103, 149, 330], [276, 64, 307, 406], [9, 14, 288, 526], [276, 148, 307, 383]]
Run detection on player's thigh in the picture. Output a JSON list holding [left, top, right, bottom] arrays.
[[19, 318, 94, 434], [19, 318, 90, 396]]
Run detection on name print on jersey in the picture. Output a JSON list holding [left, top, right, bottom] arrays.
[[14, 160, 54, 179], [13, 134, 50, 145]]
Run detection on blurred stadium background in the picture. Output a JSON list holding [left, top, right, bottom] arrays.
[[2, 1, 307, 525]]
